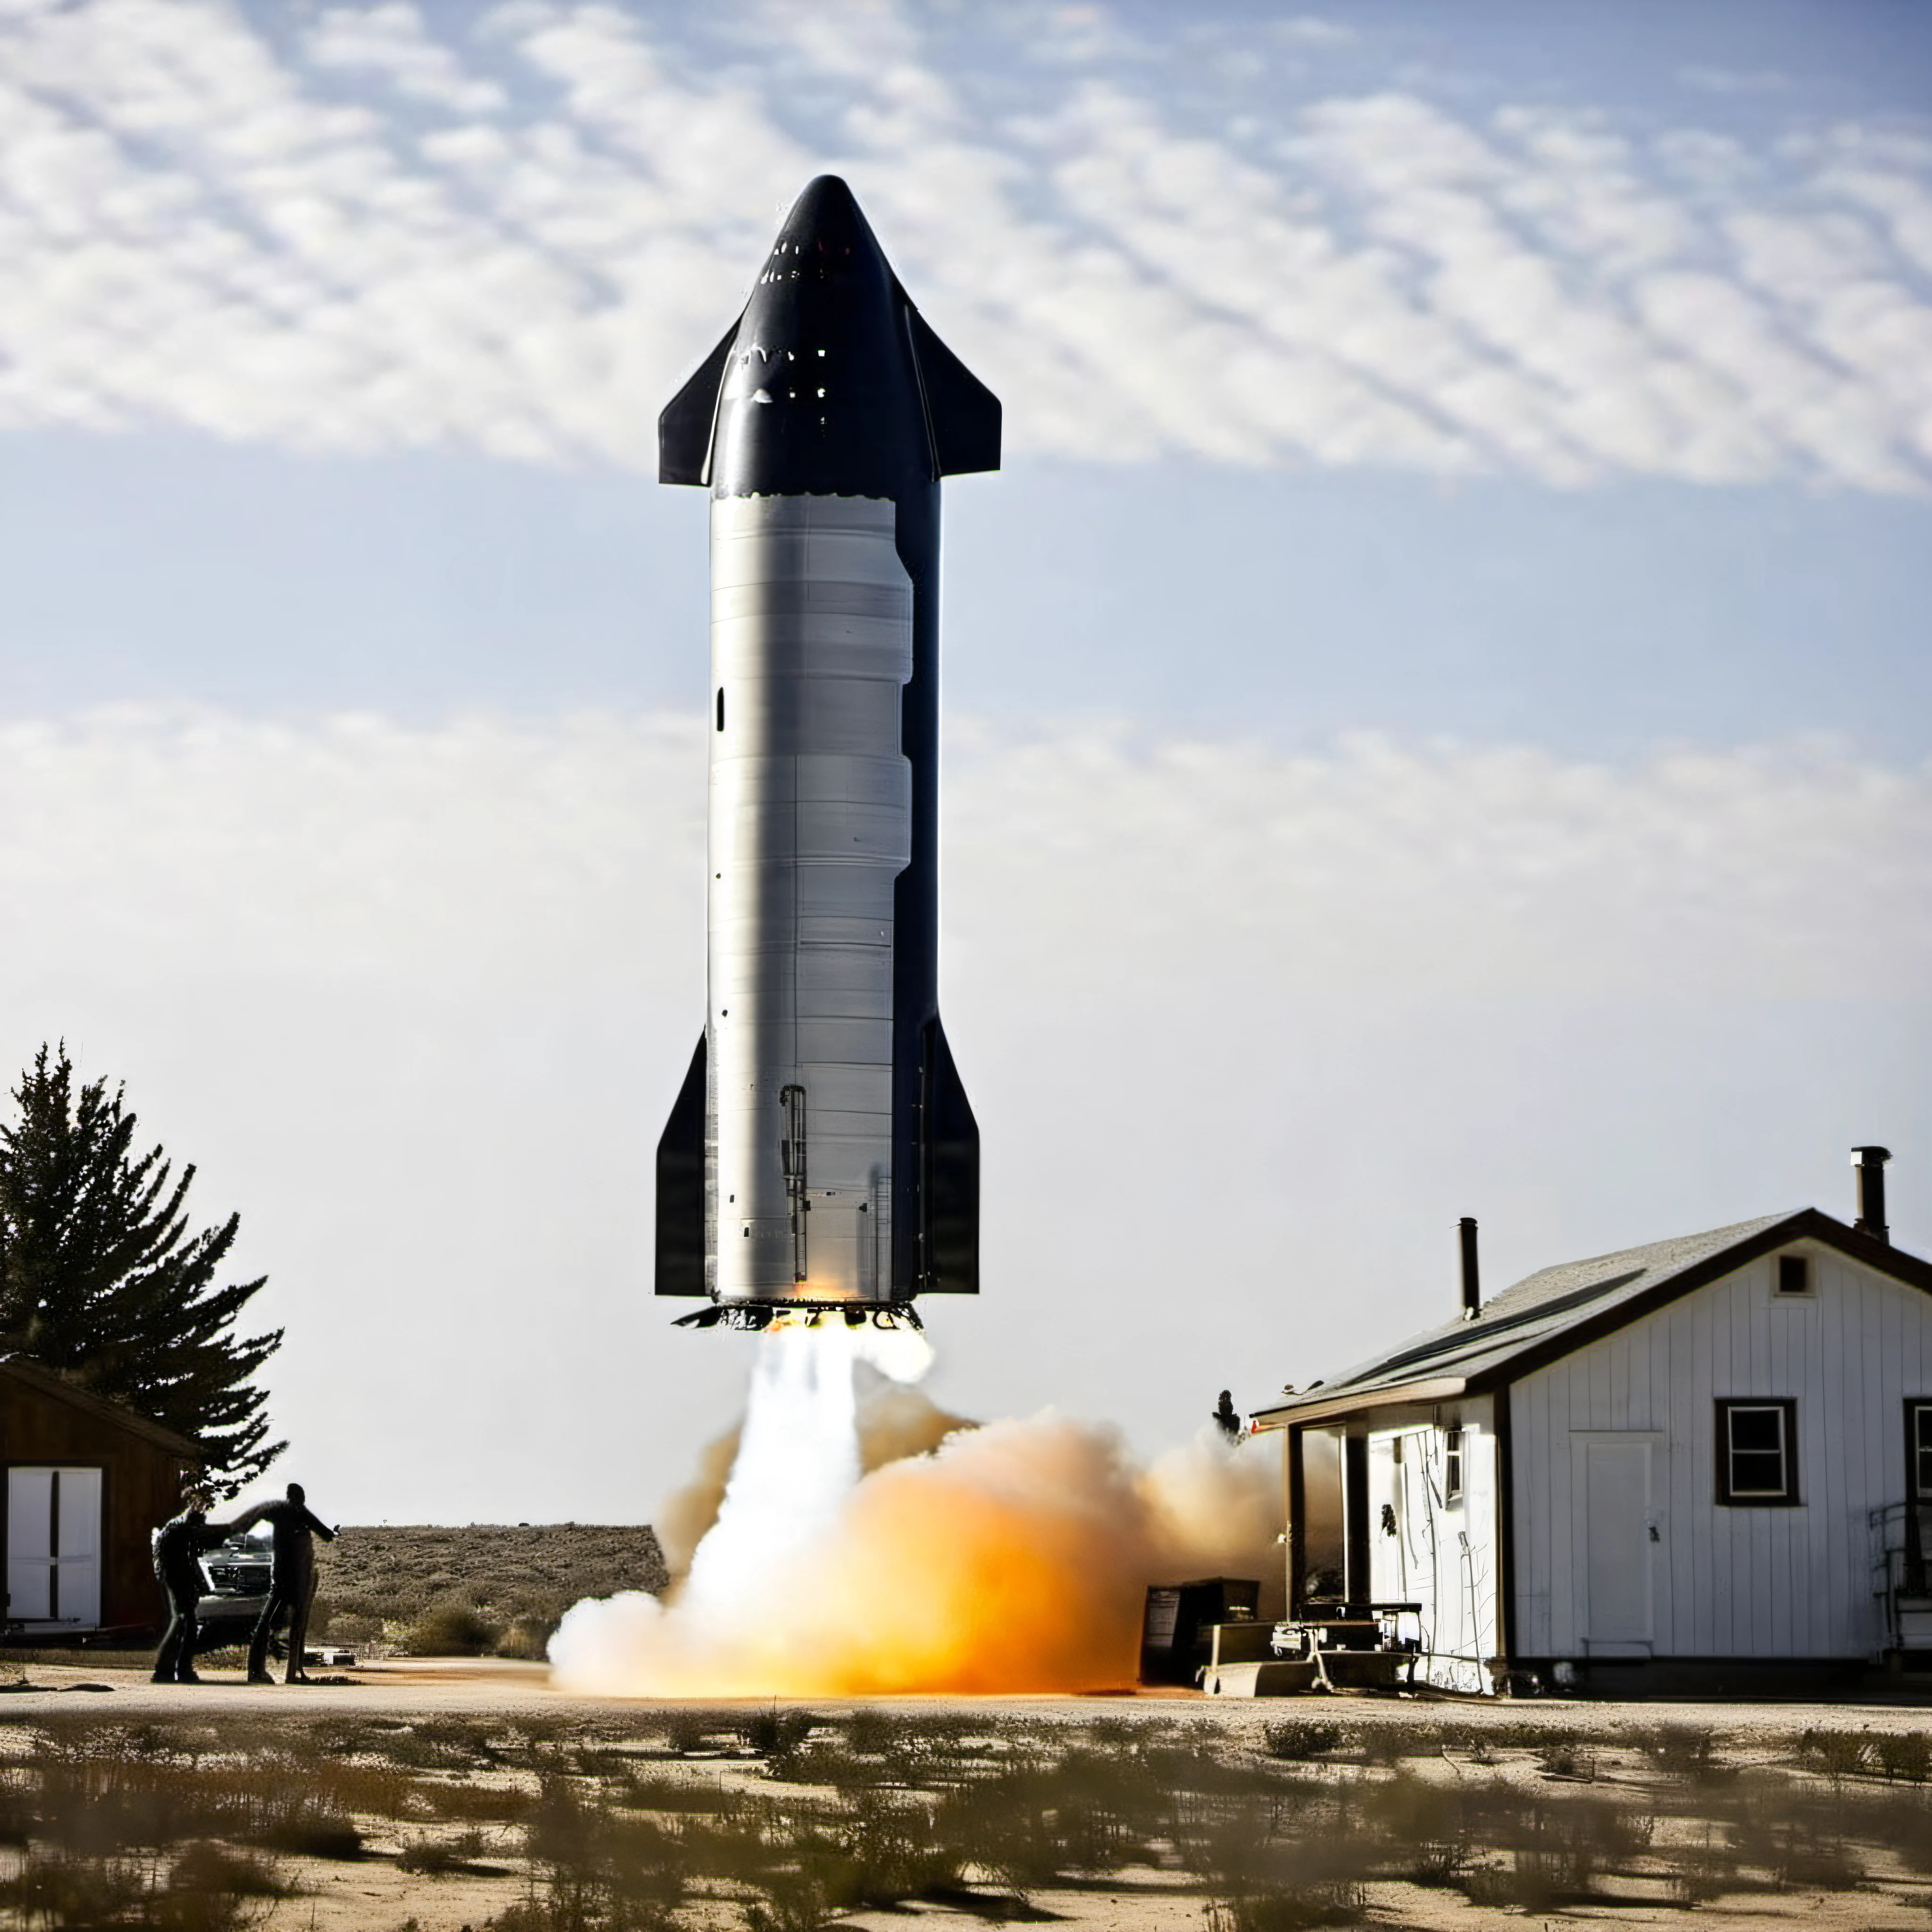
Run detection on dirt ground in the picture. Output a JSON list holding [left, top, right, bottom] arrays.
[[0, 1659, 1928, 1931], [7, 1652, 1930, 1734]]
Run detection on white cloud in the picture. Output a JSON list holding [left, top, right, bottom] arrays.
[[953, 724, 1930, 1005], [1813, 163, 1932, 280], [1676, 67, 1790, 98], [306, 3, 509, 115], [0, 707, 708, 992], [1273, 17, 1355, 50], [0, 0, 1929, 488], [3, 707, 1921, 1016]]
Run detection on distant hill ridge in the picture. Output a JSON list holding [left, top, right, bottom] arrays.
[[316, 1523, 667, 1626]]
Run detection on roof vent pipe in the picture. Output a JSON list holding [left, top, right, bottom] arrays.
[[1853, 1145, 1891, 1246], [1458, 1216, 1481, 1320]]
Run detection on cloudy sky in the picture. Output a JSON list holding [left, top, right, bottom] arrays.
[[1, 0, 1928, 1524]]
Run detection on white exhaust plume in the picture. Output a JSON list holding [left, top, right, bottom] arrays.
[[682, 1322, 929, 1613], [550, 1328, 1280, 1697], [655, 1344, 974, 1586]]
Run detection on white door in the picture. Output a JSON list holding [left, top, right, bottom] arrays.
[[6, 1468, 102, 1626], [1580, 1437, 1654, 1649], [6, 1470, 53, 1620]]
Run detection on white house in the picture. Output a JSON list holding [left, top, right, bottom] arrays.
[[1251, 1150, 1932, 1693]]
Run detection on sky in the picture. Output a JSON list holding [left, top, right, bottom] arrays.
[[0, 0, 1928, 1526]]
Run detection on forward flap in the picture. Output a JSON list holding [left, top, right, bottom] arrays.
[[907, 308, 1001, 478], [658, 325, 738, 487]]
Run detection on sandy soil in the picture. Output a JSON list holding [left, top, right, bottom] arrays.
[[6, 1653, 1930, 1734], [0, 1660, 1928, 1932]]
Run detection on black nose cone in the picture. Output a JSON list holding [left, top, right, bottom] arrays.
[[756, 175, 896, 321], [775, 175, 877, 263], [710, 176, 928, 498]]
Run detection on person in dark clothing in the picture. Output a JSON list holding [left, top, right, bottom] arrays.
[[240, 1482, 337, 1685], [151, 1492, 232, 1684], [1213, 1390, 1243, 1443]]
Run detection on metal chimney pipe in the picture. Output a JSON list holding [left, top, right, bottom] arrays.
[[1458, 1216, 1481, 1319], [1852, 1146, 1891, 1245]]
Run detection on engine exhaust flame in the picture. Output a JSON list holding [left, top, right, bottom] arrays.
[[655, 1353, 974, 1585], [550, 1327, 1279, 1696], [681, 1318, 929, 1613]]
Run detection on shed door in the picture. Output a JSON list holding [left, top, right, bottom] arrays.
[[7, 1468, 102, 1626], [1579, 1437, 1654, 1648]]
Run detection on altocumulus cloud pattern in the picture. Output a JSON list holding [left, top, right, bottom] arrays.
[[3, 0, 1931, 490]]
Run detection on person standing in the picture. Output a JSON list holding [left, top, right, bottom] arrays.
[[240, 1481, 337, 1685], [150, 1491, 231, 1684]]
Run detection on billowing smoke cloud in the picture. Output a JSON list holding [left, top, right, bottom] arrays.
[[551, 1329, 1281, 1696]]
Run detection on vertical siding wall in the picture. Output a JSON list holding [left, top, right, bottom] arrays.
[[1511, 1250, 1932, 1660], [1367, 1397, 1498, 1692]]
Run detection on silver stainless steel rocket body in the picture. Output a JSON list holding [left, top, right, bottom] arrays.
[[708, 495, 908, 1303], [654, 176, 998, 1328]]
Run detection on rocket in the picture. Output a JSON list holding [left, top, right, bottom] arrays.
[[653, 175, 999, 1331]]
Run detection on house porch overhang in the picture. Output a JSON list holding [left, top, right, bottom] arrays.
[[1250, 1375, 1469, 1432]]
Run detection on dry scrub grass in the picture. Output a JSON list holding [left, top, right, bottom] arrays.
[[312, 1525, 667, 1661], [0, 1707, 1924, 1929]]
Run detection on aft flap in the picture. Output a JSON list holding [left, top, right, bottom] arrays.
[[658, 325, 738, 487], [655, 1033, 710, 1295], [907, 308, 1001, 478], [922, 1018, 980, 1293]]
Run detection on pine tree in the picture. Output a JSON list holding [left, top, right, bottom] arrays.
[[0, 1043, 284, 1486]]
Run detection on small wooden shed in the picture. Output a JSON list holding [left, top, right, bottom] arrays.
[[1253, 1175, 1932, 1692], [0, 1356, 202, 1638]]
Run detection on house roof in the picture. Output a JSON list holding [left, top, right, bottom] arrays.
[[0, 1355, 203, 1459], [1251, 1208, 1932, 1430]]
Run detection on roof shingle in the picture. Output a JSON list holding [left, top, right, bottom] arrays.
[[1267, 1210, 1806, 1413]]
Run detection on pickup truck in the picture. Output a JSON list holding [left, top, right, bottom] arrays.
[[192, 1523, 275, 1653]]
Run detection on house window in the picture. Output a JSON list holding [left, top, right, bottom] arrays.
[[1716, 1399, 1799, 1506], [1776, 1254, 1811, 1296], [1908, 1401, 1932, 1593], [1443, 1425, 1464, 1503]]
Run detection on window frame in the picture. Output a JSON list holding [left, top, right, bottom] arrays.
[[1775, 1253, 1812, 1297], [1907, 1399, 1932, 1593], [1715, 1398, 1799, 1507], [1442, 1424, 1465, 1504], [1908, 1399, 1932, 1507]]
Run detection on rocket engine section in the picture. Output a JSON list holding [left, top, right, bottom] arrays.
[[654, 175, 998, 1329]]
